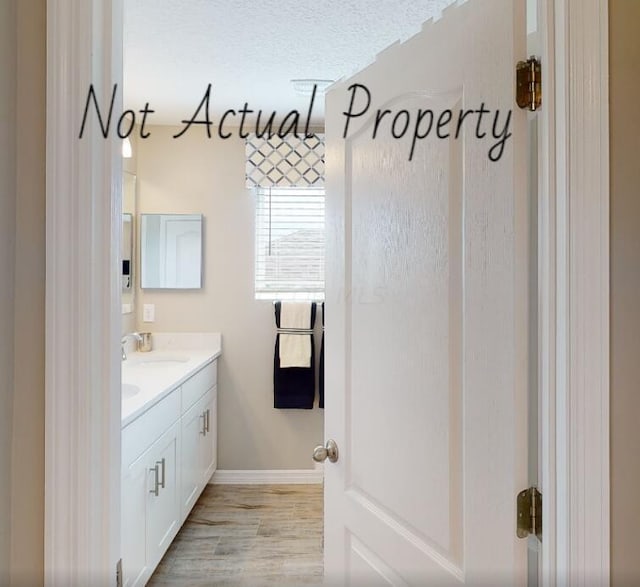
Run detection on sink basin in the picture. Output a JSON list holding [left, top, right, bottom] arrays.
[[122, 383, 141, 399], [128, 355, 189, 367]]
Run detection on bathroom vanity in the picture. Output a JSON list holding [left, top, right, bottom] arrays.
[[121, 333, 221, 586]]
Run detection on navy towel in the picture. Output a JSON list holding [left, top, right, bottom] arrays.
[[273, 302, 316, 409], [319, 303, 324, 409]]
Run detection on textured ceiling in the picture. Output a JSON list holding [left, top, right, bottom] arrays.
[[124, 0, 456, 125]]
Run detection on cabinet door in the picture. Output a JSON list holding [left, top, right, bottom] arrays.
[[180, 393, 208, 521], [122, 452, 149, 587], [200, 386, 217, 484], [146, 422, 181, 569]]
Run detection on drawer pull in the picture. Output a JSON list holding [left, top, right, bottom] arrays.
[[158, 458, 166, 490]]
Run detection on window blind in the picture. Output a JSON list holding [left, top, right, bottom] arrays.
[[255, 187, 325, 300], [246, 134, 325, 188]]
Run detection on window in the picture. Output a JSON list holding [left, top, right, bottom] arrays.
[[254, 186, 325, 300]]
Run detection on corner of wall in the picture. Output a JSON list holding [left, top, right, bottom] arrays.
[[609, 0, 640, 584], [0, 0, 18, 583], [9, 0, 46, 583]]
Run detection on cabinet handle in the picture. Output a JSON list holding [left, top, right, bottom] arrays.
[[158, 458, 166, 490], [205, 409, 211, 433], [149, 464, 160, 497], [200, 412, 207, 436]]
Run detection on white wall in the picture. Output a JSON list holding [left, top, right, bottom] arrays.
[[610, 1, 640, 584], [0, 1, 18, 582], [136, 126, 324, 470]]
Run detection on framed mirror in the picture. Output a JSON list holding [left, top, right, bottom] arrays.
[[140, 214, 203, 289]]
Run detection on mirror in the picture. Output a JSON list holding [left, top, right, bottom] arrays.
[[122, 172, 137, 313], [141, 214, 203, 289], [122, 214, 133, 291]]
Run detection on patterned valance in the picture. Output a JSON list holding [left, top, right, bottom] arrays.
[[245, 133, 325, 188]]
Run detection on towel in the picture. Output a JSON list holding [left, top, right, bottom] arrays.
[[278, 302, 313, 368], [280, 302, 312, 330], [319, 302, 324, 409], [279, 334, 312, 368], [273, 335, 316, 409], [273, 301, 317, 409]]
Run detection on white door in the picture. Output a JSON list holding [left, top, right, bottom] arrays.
[[163, 217, 202, 288], [324, 1, 529, 585]]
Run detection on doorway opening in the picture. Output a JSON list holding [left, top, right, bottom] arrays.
[[42, 0, 606, 577], [121, 2, 509, 584]]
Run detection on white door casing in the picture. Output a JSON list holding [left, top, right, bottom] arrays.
[[325, 1, 529, 584], [45, 0, 123, 584], [43, 0, 610, 583]]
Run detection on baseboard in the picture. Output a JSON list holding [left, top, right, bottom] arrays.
[[210, 467, 324, 485]]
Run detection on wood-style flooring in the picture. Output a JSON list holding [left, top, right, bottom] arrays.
[[149, 484, 323, 587]]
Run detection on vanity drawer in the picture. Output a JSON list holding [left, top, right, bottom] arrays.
[[182, 360, 217, 413], [122, 388, 181, 468]]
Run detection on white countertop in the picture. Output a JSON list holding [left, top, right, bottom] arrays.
[[121, 333, 222, 428]]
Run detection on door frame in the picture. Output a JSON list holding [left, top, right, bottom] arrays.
[[537, 1, 610, 584], [44, 0, 609, 585], [45, 0, 123, 584]]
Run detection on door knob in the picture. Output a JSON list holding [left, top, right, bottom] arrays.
[[313, 439, 339, 463]]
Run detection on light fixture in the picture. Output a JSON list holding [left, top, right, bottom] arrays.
[[291, 79, 334, 97], [122, 137, 133, 159]]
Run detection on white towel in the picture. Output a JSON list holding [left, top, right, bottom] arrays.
[[280, 302, 311, 330], [279, 302, 312, 368], [279, 334, 312, 368]]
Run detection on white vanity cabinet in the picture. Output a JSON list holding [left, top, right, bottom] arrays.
[[180, 360, 217, 519], [121, 450, 150, 586], [180, 390, 210, 517], [121, 358, 218, 587], [122, 421, 181, 586], [200, 387, 217, 481], [145, 422, 181, 568]]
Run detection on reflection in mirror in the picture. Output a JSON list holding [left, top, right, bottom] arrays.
[[141, 214, 203, 289], [122, 213, 133, 291], [122, 172, 137, 314]]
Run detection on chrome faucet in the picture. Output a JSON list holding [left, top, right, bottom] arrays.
[[121, 332, 143, 361]]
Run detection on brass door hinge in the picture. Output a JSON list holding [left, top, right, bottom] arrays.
[[116, 558, 123, 587], [517, 486, 542, 541], [516, 57, 542, 111]]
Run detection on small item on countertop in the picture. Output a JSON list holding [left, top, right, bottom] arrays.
[[138, 332, 153, 352]]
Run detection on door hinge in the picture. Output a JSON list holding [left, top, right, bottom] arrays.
[[116, 558, 123, 587], [517, 486, 542, 541], [516, 57, 542, 111]]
